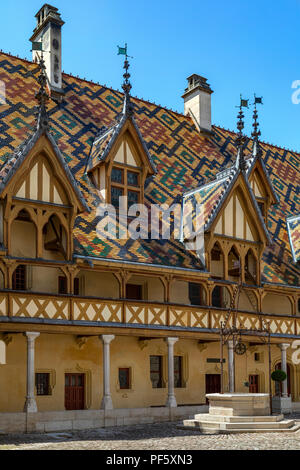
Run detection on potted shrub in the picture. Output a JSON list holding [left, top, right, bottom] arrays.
[[271, 369, 292, 414]]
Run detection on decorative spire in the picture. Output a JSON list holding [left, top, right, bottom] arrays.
[[35, 52, 50, 130], [118, 44, 134, 117], [252, 95, 263, 158], [235, 95, 249, 172]]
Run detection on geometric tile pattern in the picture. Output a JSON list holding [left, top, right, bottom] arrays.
[[0, 51, 299, 285]]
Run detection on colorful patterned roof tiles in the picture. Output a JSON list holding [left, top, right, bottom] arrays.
[[0, 51, 299, 284]]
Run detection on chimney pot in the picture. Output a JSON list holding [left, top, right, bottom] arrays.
[[30, 4, 65, 95], [182, 74, 213, 133]]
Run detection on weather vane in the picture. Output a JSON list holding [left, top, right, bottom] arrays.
[[117, 44, 134, 116]]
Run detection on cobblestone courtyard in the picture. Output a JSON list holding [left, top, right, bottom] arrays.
[[2, 421, 300, 450]]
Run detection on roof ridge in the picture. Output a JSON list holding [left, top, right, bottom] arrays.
[[1, 50, 300, 155]]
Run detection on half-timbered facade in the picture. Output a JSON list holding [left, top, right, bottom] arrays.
[[0, 4, 299, 431]]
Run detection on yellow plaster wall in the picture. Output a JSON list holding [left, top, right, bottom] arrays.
[[0, 335, 299, 413], [262, 294, 292, 315], [11, 220, 36, 258], [170, 281, 190, 305], [80, 271, 120, 299]]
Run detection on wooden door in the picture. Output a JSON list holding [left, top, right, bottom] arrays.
[[65, 373, 85, 410], [205, 374, 221, 404], [249, 374, 259, 393]]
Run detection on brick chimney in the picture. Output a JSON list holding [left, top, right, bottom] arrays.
[[182, 74, 213, 133], [30, 4, 65, 95]]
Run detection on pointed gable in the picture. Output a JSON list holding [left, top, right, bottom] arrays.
[[87, 114, 156, 176], [0, 129, 89, 213], [183, 166, 271, 245]]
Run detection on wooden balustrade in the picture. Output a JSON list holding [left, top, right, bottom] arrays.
[[0, 290, 299, 338]]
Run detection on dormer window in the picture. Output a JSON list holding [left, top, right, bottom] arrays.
[[110, 165, 141, 211]]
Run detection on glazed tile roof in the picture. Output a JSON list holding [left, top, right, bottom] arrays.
[[0, 51, 299, 285], [287, 215, 300, 263], [182, 150, 273, 244]]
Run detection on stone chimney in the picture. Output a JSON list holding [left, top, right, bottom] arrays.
[[182, 74, 213, 133], [30, 4, 65, 95]]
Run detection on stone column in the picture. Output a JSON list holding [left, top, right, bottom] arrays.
[[165, 337, 178, 407], [23, 332, 40, 413], [279, 343, 290, 398], [100, 335, 115, 410], [228, 340, 235, 393]]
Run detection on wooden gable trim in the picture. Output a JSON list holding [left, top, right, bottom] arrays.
[[248, 158, 277, 205], [94, 119, 155, 177], [1, 134, 85, 214], [209, 173, 268, 247]]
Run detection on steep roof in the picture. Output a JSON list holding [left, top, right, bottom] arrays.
[[0, 51, 299, 284]]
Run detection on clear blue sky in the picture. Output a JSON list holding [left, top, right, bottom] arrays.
[[1, 0, 300, 151]]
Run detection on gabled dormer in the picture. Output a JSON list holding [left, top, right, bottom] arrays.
[[0, 56, 88, 261], [86, 57, 156, 211], [247, 158, 278, 223], [182, 102, 273, 285]]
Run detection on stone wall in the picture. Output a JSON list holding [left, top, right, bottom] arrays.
[[0, 405, 208, 434]]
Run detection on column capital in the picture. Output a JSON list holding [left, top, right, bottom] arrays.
[[165, 337, 178, 346], [278, 343, 290, 351], [23, 332, 40, 341], [100, 334, 115, 345]]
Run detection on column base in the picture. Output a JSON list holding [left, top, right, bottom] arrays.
[[272, 396, 292, 414], [101, 395, 113, 410], [166, 395, 177, 408], [24, 397, 38, 413]]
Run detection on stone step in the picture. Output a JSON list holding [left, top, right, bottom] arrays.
[[194, 413, 284, 423], [224, 419, 295, 430], [181, 419, 300, 434]]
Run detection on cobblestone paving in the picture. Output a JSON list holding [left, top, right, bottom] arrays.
[[2, 421, 300, 450]]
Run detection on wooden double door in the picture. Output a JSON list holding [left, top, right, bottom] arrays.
[[205, 374, 221, 403], [249, 374, 259, 393], [65, 373, 85, 410]]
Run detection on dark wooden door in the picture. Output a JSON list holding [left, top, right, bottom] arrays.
[[205, 374, 221, 404], [65, 373, 85, 410], [126, 284, 142, 300], [249, 374, 259, 393]]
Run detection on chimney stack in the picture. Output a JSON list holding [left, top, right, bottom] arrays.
[[182, 74, 213, 133], [30, 4, 64, 95]]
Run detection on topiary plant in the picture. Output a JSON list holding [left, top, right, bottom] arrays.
[[271, 369, 287, 383]]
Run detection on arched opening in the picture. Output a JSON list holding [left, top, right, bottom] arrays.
[[210, 242, 224, 278], [239, 289, 258, 312], [212, 285, 231, 308], [77, 270, 120, 299], [228, 246, 240, 281], [43, 215, 68, 261], [245, 249, 257, 285], [188, 282, 207, 306], [262, 294, 292, 315], [11, 209, 37, 258]]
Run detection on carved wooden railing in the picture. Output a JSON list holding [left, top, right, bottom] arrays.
[[0, 290, 299, 337]]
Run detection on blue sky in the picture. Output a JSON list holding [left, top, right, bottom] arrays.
[[1, 0, 300, 151]]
